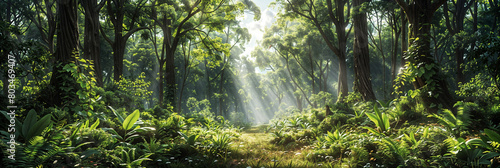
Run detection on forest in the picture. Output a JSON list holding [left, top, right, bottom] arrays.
[[1, 0, 499, 167]]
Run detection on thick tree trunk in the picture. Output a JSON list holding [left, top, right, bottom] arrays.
[[336, 32, 349, 101], [310, 0, 349, 102], [165, 50, 176, 107], [353, 0, 376, 101], [82, 0, 103, 87], [113, 27, 125, 81], [338, 55, 349, 100], [396, 0, 455, 111], [49, 0, 79, 107]]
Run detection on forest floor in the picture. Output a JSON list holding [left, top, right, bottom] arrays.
[[227, 125, 322, 168]]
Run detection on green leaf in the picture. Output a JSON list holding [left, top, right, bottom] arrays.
[[22, 109, 38, 138], [109, 106, 124, 124], [484, 129, 500, 143], [362, 126, 383, 136], [123, 110, 140, 130], [478, 152, 500, 164], [90, 119, 100, 130], [102, 128, 123, 140], [25, 114, 52, 141]]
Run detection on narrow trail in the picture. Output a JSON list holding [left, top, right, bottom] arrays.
[[228, 125, 318, 168]]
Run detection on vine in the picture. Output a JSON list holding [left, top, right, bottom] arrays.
[[60, 53, 99, 116], [393, 37, 440, 108]]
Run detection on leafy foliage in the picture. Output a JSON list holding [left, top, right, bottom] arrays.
[[363, 104, 391, 136], [428, 102, 471, 137]]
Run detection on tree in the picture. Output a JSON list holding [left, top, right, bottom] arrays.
[[82, 0, 105, 86], [101, 0, 148, 82], [277, 0, 351, 101], [353, 0, 376, 101], [395, 0, 455, 111], [444, 0, 474, 84], [148, 0, 247, 108], [28, 0, 57, 54], [215, 19, 252, 116], [48, 0, 79, 107], [261, 22, 316, 109]]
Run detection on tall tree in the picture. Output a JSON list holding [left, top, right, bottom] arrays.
[[216, 20, 252, 116], [82, 0, 105, 86], [387, 2, 402, 96], [278, 0, 351, 101], [395, 0, 455, 111], [261, 22, 316, 108], [353, 0, 376, 101], [101, 0, 148, 82], [49, 0, 79, 107], [149, 0, 246, 107], [443, 0, 474, 84]]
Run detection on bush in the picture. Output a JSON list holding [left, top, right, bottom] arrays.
[[318, 113, 348, 133]]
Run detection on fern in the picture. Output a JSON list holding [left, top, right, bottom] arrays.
[[428, 102, 470, 137]]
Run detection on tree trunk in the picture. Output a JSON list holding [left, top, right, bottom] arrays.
[[159, 60, 164, 107], [396, 0, 455, 111], [338, 55, 349, 100], [336, 27, 349, 101], [82, 0, 103, 87], [390, 8, 400, 95], [104, 0, 147, 82], [296, 94, 303, 111], [49, 0, 78, 107], [401, 9, 407, 65], [165, 50, 176, 107], [391, 32, 399, 92], [219, 69, 225, 116], [353, 0, 376, 101], [112, 25, 125, 81], [443, 0, 473, 84]]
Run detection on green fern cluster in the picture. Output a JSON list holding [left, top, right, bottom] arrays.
[[428, 102, 471, 137]]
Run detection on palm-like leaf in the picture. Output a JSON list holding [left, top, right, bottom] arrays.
[[364, 104, 390, 134], [123, 110, 140, 130]]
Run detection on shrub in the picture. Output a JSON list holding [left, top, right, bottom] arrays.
[[428, 102, 471, 137], [318, 113, 348, 133]]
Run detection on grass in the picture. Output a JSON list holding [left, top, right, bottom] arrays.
[[226, 125, 330, 168]]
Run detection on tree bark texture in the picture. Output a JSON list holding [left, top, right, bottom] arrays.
[[353, 0, 376, 101], [49, 0, 79, 107], [82, 0, 103, 87], [165, 50, 176, 107]]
